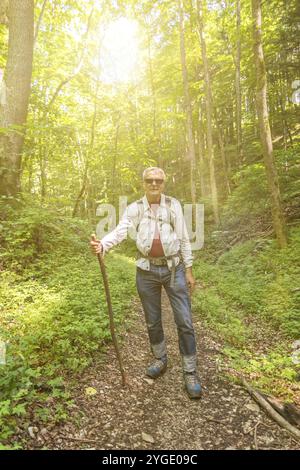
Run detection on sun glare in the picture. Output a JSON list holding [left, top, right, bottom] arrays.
[[100, 18, 140, 84]]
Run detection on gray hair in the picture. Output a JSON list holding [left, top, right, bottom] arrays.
[[143, 167, 166, 180]]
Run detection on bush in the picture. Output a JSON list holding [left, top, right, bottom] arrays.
[[0, 198, 89, 271]]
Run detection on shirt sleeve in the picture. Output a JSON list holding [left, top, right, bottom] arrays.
[[100, 202, 138, 255], [173, 199, 193, 268]]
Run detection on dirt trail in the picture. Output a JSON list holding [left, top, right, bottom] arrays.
[[30, 292, 299, 450]]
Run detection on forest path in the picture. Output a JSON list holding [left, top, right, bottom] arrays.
[[35, 292, 298, 450]]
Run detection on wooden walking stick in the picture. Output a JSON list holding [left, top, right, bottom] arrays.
[[92, 235, 127, 387]]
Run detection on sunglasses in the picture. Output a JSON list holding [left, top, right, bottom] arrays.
[[144, 178, 164, 185]]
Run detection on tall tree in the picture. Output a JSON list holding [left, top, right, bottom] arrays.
[[196, 0, 219, 223], [178, 0, 197, 208], [0, 0, 34, 197], [251, 0, 287, 248], [235, 0, 243, 166], [197, 102, 208, 197]]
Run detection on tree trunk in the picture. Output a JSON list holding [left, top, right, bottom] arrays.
[[146, 27, 163, 167], [147, 29, 157, 140], [72, 78, 99, 218], [235, 0, 243, 166], [215, 116, 231, 195], [197, 107, 207, 198], [178, 0, 197, 209], [0, 0, 34, 197], [251, 0, 287, 248], [111, 120, 120, 206], [40, 145, 48, 201], [197, 0, 219, 224]]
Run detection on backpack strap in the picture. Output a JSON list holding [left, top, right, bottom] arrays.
[[136, 199, 144, 232], [162, 196, 175, 230], [136, 195, 175, 232]]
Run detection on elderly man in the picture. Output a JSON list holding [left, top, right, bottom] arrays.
[[91, 167, 202, 398]]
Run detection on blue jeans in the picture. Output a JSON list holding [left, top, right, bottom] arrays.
[[136, 262, 197, 372]]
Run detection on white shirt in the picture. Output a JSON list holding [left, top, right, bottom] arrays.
[[101, 193, 193, 271]]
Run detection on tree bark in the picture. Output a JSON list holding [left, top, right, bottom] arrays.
[[0, 0, 8, 25], [111, 120, 120, 207], [197, 105, 208, 197], [0, 0, 34, 197], [251, 0, 287, 248], [178, 0, 197, 210], [197, 0, 219, 224], [146, 27, 164, 167], [235, 0, 243, 166]]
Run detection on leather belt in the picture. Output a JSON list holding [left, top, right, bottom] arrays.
[[137, 251, 181, 288], [148, 257, 168, 266]]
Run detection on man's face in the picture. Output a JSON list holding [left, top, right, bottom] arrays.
[[143, 170, 165, 199]]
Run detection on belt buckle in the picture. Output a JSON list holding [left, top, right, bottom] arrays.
[[151, 258, 165, 266]]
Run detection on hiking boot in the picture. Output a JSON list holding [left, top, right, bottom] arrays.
[[184, 371, 202, 399], [146, 356, 167, 379]]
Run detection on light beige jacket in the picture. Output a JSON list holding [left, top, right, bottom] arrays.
[[101, 194, 193, 271]]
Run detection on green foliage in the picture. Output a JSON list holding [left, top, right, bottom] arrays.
[[193, 283, 248, 347], [0, 0, 299, 448], [0, 204, 136, 446], [193, 228, 300, 398], [195, 227, 300, 336], [221, 144, 300, 232], [224, 347, 298, 400], [0, 198, 89, 270], [277, 145, 300, 203], [224, 164, 269, 218]]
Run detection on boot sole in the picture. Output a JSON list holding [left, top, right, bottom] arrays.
[[186, 391, 202, 399], [146, 365, 167, 379], [185, 386, 202, 399]]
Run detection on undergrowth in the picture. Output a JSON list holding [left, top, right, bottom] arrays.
[[193, 228, 300, 402], [0, 202, 136, 449]]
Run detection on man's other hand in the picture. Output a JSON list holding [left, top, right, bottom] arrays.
[[185, 267, 196, 293]]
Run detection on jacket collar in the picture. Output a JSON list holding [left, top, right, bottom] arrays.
[[142, 193, 166, 211]]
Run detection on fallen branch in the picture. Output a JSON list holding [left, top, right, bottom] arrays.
[[205, 417, 228, 425], [260, 393, 300, 427], [241, 378, 300, 441], [253, 421, 260, 450]]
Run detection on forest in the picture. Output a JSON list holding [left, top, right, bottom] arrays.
[[0, 0, 299, 451]]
